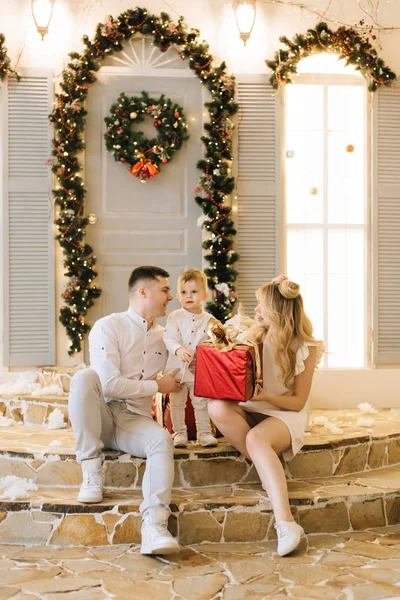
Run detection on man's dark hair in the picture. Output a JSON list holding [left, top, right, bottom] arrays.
[[128, 266, 170, 293]]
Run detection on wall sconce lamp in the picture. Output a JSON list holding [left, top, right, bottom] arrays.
[[31, 0, 55, 40], [233, 0, 257, 46]]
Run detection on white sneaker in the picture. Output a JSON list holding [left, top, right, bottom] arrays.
[[141, 508, 180, 555], [77, 457, 103, 503], [173, 432, 188, 448], [275, 520, 304, 556], [197, 432, 218, 447]]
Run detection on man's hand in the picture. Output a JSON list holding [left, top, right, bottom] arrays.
[[157, 369, 182, 394], [176, 347, 193, 364]]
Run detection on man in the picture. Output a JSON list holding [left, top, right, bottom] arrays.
[[69, 266, 181, 555]]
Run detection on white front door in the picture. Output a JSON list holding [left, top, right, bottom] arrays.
[[84, 39, 204, 331]]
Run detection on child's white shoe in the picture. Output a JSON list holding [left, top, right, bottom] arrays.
[[197, 432, 218, 447], [173, 432, 188, 448], [274, 520, 304, 556]]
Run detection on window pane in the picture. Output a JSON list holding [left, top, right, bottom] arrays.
[[287, 229, 324, 343], [327, 230, 365, 367], [327, 86, 365, 224], [286, 85, 324, 224], [297, 53, 363, 76]]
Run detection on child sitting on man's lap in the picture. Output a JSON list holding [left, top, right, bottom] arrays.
[[163, 269, 218, 448]]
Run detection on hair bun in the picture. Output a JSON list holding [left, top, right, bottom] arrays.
[[273, 275, 300, 299]]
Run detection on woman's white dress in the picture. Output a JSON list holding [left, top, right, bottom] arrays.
[[239, 338, 324, 461]]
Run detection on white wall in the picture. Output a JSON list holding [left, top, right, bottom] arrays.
[[2, 0, 400, 380]]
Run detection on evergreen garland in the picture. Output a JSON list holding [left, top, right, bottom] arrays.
[[0, 33, 20, 83], [49, 7, 239, 355], [104, 90, 189, 182], [266, 21, 396, 92]]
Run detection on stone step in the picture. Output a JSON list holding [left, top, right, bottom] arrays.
[[0, 409, 399, 488], [0, 466, 398, 546], [0, 394, 69, 427]]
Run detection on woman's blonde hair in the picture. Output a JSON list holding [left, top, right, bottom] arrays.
[[249, 274, 321, 387]]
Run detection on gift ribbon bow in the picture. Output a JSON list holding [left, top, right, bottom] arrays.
[[128, 158, 159, 180], [207, 320, 262, 395]]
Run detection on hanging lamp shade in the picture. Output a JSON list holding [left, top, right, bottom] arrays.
[[31, 0, 55, 40], [233, 0, 257, 46]]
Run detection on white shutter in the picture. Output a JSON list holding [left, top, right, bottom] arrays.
[[372, 86, 400, 364], [2, 69, 55, 366], [235, 74, 282, 314]]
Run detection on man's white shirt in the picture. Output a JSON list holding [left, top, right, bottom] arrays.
[[163, 307, 212, 383], [89, 307, 166, 417]]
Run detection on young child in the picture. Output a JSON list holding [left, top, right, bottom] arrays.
[[208, 275, 324, 557], [164, 269, 218, 448]]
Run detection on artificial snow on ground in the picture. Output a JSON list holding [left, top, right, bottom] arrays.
[[32, 384, 65, 397], [312, 416, 329, 427], [356, 417, 375, 428], [0, 475, 38, 501], [0, 371, 41, 395], [47, 409, 66, 429], [358, 402, 378, 414], [0, 416, 15, 427]]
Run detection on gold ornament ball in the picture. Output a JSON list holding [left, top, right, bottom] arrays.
[[130, 112, 138, 119], [310, 187, 318, 195], [346, 144, 355, 153], [140, 179, 147, 184]]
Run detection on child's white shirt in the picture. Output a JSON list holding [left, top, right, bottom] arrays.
[[163, 307, 213, 383]]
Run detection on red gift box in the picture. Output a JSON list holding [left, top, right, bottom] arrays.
[[194, 341, 262, 402]]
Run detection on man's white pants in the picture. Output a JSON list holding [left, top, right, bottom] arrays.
[[170, 383, 211, 436], [69, 369, 174, 517]]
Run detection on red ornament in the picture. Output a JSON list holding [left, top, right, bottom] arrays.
[[153, 121, 159, 127], [118, 128, 124, 134], [157, 120, 162, 126], [174, 111, 179, 118], [120, 157, 126, 163], [162, 158, 168, 164], [346, 144, 355, 153]]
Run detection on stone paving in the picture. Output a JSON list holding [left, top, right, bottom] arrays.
[[0, 526, 399, 599]]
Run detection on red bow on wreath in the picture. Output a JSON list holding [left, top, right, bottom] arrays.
[[128, 158, 159, 181]]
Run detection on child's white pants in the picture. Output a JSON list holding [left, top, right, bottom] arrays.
[[169, 382, 211, 436]]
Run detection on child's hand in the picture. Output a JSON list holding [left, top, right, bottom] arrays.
[[176, 347, 194, 363]]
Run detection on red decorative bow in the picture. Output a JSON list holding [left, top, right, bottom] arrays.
[[128, 159, 159, 180]]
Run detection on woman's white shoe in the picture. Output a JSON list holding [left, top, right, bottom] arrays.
[[274, 520, 304, 556]]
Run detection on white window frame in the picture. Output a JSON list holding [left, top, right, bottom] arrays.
[[282, 72, 371, 369]]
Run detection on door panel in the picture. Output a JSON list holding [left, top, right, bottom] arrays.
[[85, 70, 204, 332]]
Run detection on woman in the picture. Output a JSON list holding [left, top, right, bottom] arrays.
[[208, 275, 324, 556]]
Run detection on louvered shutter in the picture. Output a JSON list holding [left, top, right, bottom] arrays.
[[372, 86, 400, 364], [2, 69, 55, 366], [235, 74, 282, 314]]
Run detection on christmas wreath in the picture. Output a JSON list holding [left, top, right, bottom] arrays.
[[266, 21, 396, 92], [104, 91, 189, 183]]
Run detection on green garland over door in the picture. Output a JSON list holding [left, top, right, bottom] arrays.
[[49, 8, 239, 355]]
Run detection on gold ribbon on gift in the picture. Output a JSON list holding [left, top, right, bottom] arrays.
[[207, 320, 263, 395]]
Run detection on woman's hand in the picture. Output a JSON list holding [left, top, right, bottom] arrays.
[[251, 386, 269, 402]]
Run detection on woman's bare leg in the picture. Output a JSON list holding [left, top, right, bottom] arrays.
[[245, 417, 293, 522], [208, 400, 251, 459]]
